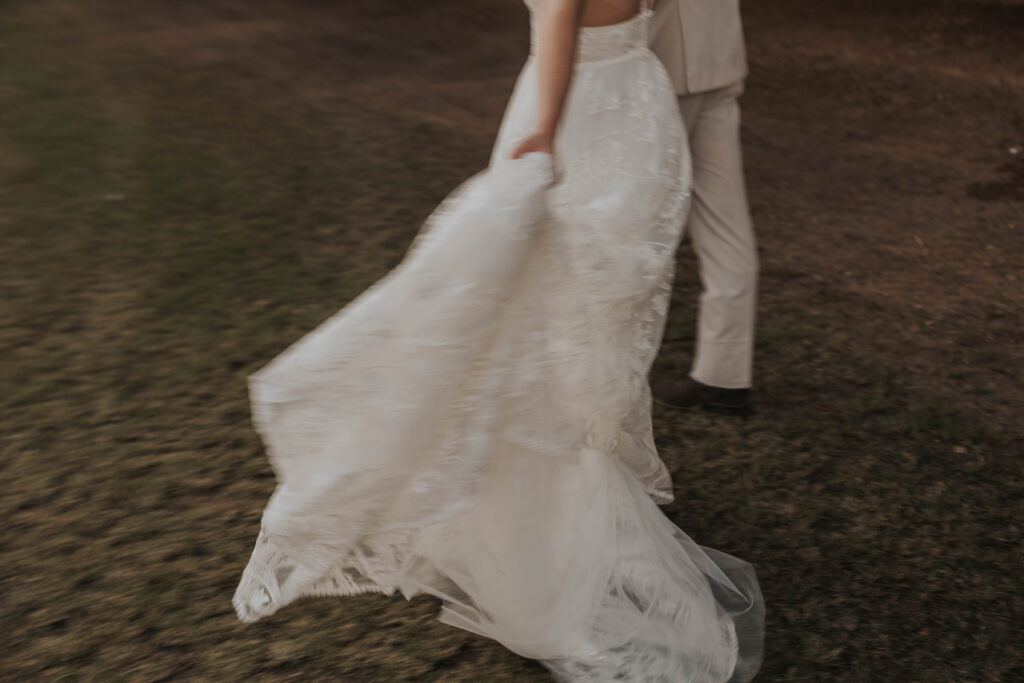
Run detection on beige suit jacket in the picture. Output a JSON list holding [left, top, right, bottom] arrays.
[[649, 0, 748, 95]]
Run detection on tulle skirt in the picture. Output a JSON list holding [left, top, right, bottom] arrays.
[[233, 47, 764, 682]]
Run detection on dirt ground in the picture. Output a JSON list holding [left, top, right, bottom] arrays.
[[1, 0, 1022, 680]]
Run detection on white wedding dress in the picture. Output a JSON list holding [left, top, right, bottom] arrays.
[[233, 1, 764, 680]]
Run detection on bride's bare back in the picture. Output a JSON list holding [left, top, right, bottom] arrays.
[[581, 0, 643, 27]]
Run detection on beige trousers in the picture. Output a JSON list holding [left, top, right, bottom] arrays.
[[678, 82, 758, 389]]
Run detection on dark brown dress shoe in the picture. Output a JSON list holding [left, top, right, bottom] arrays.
[[651, 377, 753, 415]]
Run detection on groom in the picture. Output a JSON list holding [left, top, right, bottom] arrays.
[[649, 0, 758, 414]]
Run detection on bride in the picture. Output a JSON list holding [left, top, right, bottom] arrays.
[[232, 0, 764, 680]]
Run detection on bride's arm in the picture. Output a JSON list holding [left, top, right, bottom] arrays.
[[510, 0, 585, 159]]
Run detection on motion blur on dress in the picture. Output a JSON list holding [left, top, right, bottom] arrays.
[[1, 0, 1021, 680]]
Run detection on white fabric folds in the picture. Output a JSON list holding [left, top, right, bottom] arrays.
[[233, 4, 764, 680]]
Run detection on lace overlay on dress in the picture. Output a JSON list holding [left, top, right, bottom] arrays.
[[233, 2, 764, 681]]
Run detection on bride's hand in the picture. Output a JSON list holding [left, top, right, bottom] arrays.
[[510, 130, 555, 159]]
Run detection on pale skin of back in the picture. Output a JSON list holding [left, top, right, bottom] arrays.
[[510, 0, 644, 159]]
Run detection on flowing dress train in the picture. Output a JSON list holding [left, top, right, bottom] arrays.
[[233, 2, 764, 680]]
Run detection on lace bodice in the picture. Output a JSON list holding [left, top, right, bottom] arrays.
[[525, 0, 654, 65]]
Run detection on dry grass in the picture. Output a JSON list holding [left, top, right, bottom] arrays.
[[1, 0, 1022, 680]]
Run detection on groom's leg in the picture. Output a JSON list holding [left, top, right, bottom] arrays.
[[679, 82, 758, 390]]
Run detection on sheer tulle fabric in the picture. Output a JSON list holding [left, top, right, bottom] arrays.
[[233, 5, 763, 681]]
